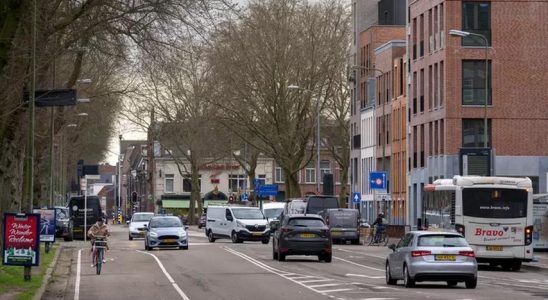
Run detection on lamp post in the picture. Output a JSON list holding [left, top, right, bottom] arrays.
[[449, 29, 490, 149], [287, 85, 321, 194]]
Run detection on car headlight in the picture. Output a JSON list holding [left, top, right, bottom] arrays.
[[149, 231, 158, 237], [179, 231, 187, 238], [237, 221, 246, 228]]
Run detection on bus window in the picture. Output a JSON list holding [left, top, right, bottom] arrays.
[[462, 188, 527, 219]]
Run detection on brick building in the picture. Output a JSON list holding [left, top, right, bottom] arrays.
[[408, 0, 548, 227]]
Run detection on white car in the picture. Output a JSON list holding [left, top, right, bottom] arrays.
[[262, 202, 285, 221], [128, 212, 154, 240], [206, 206, 270, 244]]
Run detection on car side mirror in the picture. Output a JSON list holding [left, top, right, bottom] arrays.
[[388, 244, 397, 252], [184, 226, 189, 230], [270, 220, 280, 231]]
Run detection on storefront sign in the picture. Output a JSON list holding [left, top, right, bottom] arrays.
[[32, 209, 56, 243], [3, 213, 40, 266]]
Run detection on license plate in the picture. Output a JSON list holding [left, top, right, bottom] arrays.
[[163, 239, 177, 243], [435, 255, 456, 261], [300, 233, 315, 238], [253, 232, 263, 236], [331, 232, 341, 236], [486, 245, 503, 251]]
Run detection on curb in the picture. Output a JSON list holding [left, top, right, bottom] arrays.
[[32, 244, 63, 300], [522, 263, 547, 271]]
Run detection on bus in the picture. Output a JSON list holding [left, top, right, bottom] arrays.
[[423, 176, 534, 271], [68, 196, 103, 239]]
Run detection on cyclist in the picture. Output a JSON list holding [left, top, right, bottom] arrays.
[[87, 217, 110, 267], [372, 213, 386, 243]]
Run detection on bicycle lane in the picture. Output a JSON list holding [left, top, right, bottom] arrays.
[[64, 226, 183, 300]]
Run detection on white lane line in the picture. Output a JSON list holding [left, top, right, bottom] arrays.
[[346, 273, 385, 279], [308, 283, 344, 288], [360, 298, 396, 300], [299, 279, 332, 284], [336, 248, 387, 259], [319, 288, 354, 293], [74, 249, 82, 300], [287, 275, 315, 280], [137, 250, 191, 300], [334, 256, 384, 272]]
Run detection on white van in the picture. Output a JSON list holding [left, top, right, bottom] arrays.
[[206, 206, 270, 244], [262, 202, 285, 221]]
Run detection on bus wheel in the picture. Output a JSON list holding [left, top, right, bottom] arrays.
[[511, 261, 522, 271]]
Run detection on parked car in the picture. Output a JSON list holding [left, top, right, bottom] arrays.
[[54, 206, 73, 241], [262, 202, 285, 221], [385, 231, 478, 288], [198, 213, 206, 229], [271, 214, 332, 262], [128, 212, 154, 240], [145, 216, 189, 250], [206, 206, 270, 244], [320, 208, 360, 244], [279, 196, 339, 223]]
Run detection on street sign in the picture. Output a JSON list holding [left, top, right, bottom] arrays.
[[23, 89, 77, 107], [256, 184, 278, 197], [369, 171, 387, 190], [253, 178, 261, 188], [80, 178, 87, 191], [352, 192, 361, 204], [3, 213, 40, 266], [241, 193, 249, 202]]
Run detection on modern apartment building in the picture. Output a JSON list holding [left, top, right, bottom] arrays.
[[408, 0, 548, 227]]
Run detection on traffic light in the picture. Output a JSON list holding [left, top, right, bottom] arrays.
[[229, 196, 234, 202], [131, 192, 138, 204]]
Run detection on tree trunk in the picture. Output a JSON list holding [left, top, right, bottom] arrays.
[[248, 168, 256, 205], [284, 168, 301, 199], [189, 164, 200, 225]]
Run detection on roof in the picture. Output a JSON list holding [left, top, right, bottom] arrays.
[[409, 231, 463, 236]]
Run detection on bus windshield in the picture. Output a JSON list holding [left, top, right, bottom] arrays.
[[462, 188, 528, 219]]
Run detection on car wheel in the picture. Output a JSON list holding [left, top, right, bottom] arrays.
[[278, 247, 285, 262], [145, 241, 151, 251], [272, 243, 278, 260], [465, 278, 477, 289], [231, 232, 241, 244], [129, 235, 133, 241], [180, 246, 189, 250], [386, 262, 397, 285], [198, 225, 202, 229], [511, 261, 522, 271], [447, 281, 458, 287], [208, 231, 216, 243], [323, 253, 332, 263], [261, 238, 269, 245], [403, 265, 415, 288]]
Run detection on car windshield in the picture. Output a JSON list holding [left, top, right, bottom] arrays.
[[418, 235, 469, 247], [132, 214, 154, 222], [149, 217, 182, 228], [264, 208, 283, 219], [287, 202, 307, 214], [232, 208, 264, 220], [56, 208, 68, 219], [288, 218, 325, 227]]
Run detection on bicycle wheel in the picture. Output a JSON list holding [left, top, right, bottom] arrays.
[[382, 233, 390, 246], [367, 234, 375, 246], [96, 249, 103, 275]]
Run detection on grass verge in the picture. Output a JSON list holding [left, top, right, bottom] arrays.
[[0, 243, 58, 300]]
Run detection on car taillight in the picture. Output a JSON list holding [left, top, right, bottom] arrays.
[[320, 229, 329, 237], [282, 227, 293, 233], [525, 225, 533, 246], [459, 251, 475, 257], [411, 250, 431, 257], [325, 217, 329, 225], [455, 224, 465, 237]]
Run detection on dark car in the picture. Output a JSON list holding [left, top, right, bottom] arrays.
[[271, 214, 332, 262], [54, 206, 73, 241], [198, 213, 206, 229], [320, 208, 360, 245]]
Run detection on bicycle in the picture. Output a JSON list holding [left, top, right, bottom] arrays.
[[367, 227, 389, 246], [92, 236, 108, 275]]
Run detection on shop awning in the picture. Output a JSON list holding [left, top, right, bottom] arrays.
[[162, 200, 190, 208], [204, 200, 227, 208]]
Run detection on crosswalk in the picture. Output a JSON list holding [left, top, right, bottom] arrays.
[[224, 246, 398, 300]]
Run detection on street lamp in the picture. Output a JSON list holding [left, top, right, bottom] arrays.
[[449, 29, 490, 148], [287, 85, 321, 194]]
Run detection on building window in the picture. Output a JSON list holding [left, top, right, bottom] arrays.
[[320, 160, 331, 183], [462, 119, 491, 148], [275, 167, 285, 183], [462, 2, 491, 46], [183, 175, 201, 192], [462, 60, 491, 105], [229, 174, 247, 192], [257, 174, 266, 186], [305, 163, 316, 184], [165, 174, 174, 193]]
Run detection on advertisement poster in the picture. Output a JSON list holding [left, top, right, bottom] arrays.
[[32, 208, 56, 243], [3, 213, 40, 266]]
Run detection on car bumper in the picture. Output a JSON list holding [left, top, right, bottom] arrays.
[[408, 261, 477, 282], [280, 239, 331, 255], [236, 230, 270, 241], [330, 230, 359, 240], [147, 237, 188, 248], [129, 229, 147, 238]]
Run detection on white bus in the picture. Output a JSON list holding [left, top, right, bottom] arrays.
[[423, 176, 534, 271]]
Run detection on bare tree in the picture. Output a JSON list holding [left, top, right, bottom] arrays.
[[208, 0, 350, 198]]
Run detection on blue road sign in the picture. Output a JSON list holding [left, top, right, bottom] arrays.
[[352, 192, 361, 204], [256, 184, 278, 197], [254, 178, 261, 188], [241, 193, 249, 202], [369, 171, 387, 190]]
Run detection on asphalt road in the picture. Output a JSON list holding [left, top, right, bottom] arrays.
[[46, 225, 548, 300]]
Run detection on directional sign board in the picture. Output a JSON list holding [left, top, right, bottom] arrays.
[[369, 171, 387, 190], [241, 193, 249, 202], [256, 184, 278, 197], [352, 192, 361, 204]]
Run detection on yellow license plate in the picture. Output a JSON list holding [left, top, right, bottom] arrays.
[[300, 233, 315, 238], [486, 245, 503, 251], [163, 239, 177, 243], [331, 232, 341, 236], [435, 255, 456, 261], [253, 232, 263, 236]]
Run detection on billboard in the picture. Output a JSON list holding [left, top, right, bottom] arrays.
[[3, 213, 40, 266], [33, 208, 56, 243]]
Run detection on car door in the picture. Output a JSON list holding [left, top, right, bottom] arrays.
[[391, 233, 414, 277], [224, 209, 234, 237]]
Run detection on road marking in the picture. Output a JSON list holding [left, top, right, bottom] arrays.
[[74, 249, 82, 300], [360, 298, 396, 300], [319, 288, 354, 293], [334, 256, 384, 272], [300, 279, 332, 283], [137, 250, 191, 300], [346, 273, 385, 279], [308, 283, 344, 288], [336, 248, 387, 259]]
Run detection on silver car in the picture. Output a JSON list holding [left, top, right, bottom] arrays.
[[385, 231, 478, 288], [145, 216, 189, 250]]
